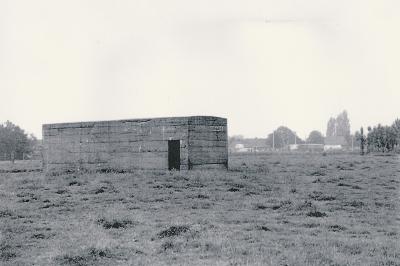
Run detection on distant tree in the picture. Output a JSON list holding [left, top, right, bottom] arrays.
[[366, 123, 398, 152], [385, 126, 397, 151], [27, 134, 38, 158], [306, 130, 324, 144], [326, 117, 336, 137], [0, 121, 35, 162], [355, 127, 366, 155], [267, 126, 303, 149], [336, 110, 351, 145], [326, 110, 351, 145], [392, 119, 400, 148], [366, 126, 372, 153]]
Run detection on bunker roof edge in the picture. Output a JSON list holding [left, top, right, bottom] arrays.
[[42, 116, 226, 129]]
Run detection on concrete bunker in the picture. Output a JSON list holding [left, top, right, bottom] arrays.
[[42, 116, 228, 173]]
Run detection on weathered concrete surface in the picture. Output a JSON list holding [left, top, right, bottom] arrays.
[[42, 116, 227, 172], [188, 117, 228, 169]]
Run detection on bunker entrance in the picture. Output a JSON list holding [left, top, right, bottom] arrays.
[[168, 140, 180, 170]]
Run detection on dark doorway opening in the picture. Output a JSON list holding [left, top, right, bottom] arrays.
[[168, 140, 180, 170]]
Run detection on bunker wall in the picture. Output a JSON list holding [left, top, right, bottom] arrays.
[[188, 117, 228, 169], [43, 118, 190, 172]]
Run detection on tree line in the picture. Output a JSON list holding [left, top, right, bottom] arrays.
[[356, 119, 400, 154], [0, 121, 37, 162], [265, 111, 351, 149], [263, 111, 399, 154]]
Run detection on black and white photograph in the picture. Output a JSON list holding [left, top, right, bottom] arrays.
[[0, 0, 399, 265]]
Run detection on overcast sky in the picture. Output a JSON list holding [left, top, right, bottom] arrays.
[[1, 0, 399, 139]]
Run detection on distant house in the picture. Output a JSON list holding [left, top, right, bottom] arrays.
[[299, 144, 324, 152], [229, 138, 269, 153], [289, 144, 299, 151], [324, 145, 342, 151], [289, 144, 324, 152], [324, 136, 348, 151], [234, 144, 251, 153]]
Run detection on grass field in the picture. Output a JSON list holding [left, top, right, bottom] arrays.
[[0, 153, 399, 265], [0, 160, 42, 173]]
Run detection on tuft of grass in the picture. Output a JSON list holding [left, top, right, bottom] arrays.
[[32, 233, 46, 239], [346, 200, 365, 208], [0, 243, 17, 262], [327, 225, 347, 232], [68, 181, 80, 186], [295, 200, 315, 211], [56, 247, 114, 265], [97, 218, 135, 229], [306, 210, 327, 218], [312, 178, 322, 183], [309, 191, 336, 201], [272, 200, 292, 210], [309, 170, 326, 176], [55, 189, 68, 194], [302, 223, 320, 228], [157, 225, 190, 238], [93, 187, 107, 194], [256, 225, 271, 231], [160, 240, 177, 252], [254, 203, 268, 210], [0, 209, 14, 218]]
